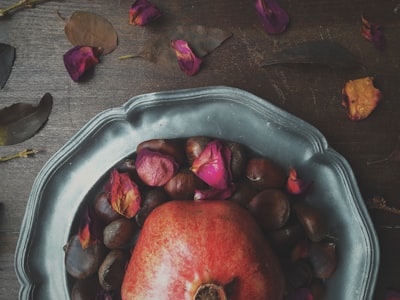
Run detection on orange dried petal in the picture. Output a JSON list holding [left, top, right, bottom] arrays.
[[341, 76, 383, 121]]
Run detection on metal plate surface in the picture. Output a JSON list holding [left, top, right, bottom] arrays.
[[15, 86, 379, 300]]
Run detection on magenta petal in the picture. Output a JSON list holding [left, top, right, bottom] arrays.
[[171, 40, 202, 76], [135, 148, 179, 187], [255, 0, 290, 34], [129, 0, 162, 26], [194, 183, 236, 200], [63, 46, 101, 82], [191, 139, 231, 189]]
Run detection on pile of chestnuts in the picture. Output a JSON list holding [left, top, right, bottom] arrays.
[[64, 136, 338, 300]]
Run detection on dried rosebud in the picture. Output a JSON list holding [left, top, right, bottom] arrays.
[[342, 76, 383, 121], [286, 167, 312, 195], [386, 290, 400, 300], [129, 0, 162, 26], [191, 139, 232, 189], [194, 183, 236, 201], [255, 0, 290, 34], [135, 148, 179, 186], [171, 40, 203, 76], [78, 204, 104, 249], [109, 169, 141, 218], [361, 15, 385, 50], [285, 287, 313, 300], [63, 46, 102, 82]]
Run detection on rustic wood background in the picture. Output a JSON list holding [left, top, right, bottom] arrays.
[[1, 0, 400, 298]]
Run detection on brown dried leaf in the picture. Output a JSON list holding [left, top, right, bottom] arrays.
[[65, 11, 118, 55], [134, 25, 232, 67], [0, 93, 53, 146]]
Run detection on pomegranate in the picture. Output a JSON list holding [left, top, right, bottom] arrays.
[[121, 200, 285, 300]]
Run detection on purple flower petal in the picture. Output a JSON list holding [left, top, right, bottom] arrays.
[[171, 40, 202, 76], [255, 0, 290, 34], [361, 16, 385, 50], [63, 46, 102, 82], [194, 183, 236, 200], [129, 0, 162, 26]]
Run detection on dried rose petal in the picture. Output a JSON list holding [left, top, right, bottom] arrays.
[[285, 287, 313, 300], [255, 0, 290, 34], [386, 290, 400, 300], [194, 183, 236, 201], [342, 76, 383, 121], [129, 0, 162, 26], [110, 169, 141, 218], [361, 15, 385, 50], [171, 40, 202, 76], [286, 167, 312, 195], [135, 148, 179, 186], [63, 46, 102, 82], [191, 139, 232, 189], [78, 205, 104, 249]]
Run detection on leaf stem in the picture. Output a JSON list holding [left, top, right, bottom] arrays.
[[0, 149, 38, 162], [118, 54, 141, 61], [0, 0, 48, 17]]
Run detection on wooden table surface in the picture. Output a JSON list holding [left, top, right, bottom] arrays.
[[1, 0, 400, 298]]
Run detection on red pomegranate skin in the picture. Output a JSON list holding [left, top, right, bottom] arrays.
[[121, 200, 285, 300]]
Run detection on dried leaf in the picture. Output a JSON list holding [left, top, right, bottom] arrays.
[[0, 93, 53, 146], [261, 40, 361, 69], [367, 135, 400, 165], [65, 11, 118, 55], [0, 43, 16, 89], [341, 76, 383, 121], [121, 25, 232, 68]]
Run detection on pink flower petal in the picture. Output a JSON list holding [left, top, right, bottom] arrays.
[[110, 169, 141, 218], [129, 0, 162, 26], [194, 183, 236, 201], [255, 0, 290, 34], [63, 46, 102, 82], [286, 167, 312, 195], [191, 139, 232, 189], [171, 40, 202, 76]]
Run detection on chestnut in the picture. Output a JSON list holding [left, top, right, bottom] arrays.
[[98, 249, 130, 291], [185, 136, 211, 164], [292, 203, 329, 242], [135, 188, 169, 227], [94, 192, 120, 224], [64, 234, 106, 280], [228, 180, 258, 207], [267, 223, 305, 251], [226, 141, 247, 181], [71, 275, 102, 300], [284, 259, 314, 292], [309, 241, 337, 279], [136, 138, 186, 166], [103, 218, 140, 249], [248, 188, 291, 231], [245, 157, 286, 190], [164, 168, 207, 200]]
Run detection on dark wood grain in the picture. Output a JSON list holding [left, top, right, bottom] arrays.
[[1, 0, 400, 298]]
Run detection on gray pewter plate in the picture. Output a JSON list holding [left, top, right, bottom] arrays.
[[15, 86, 379, 299]]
